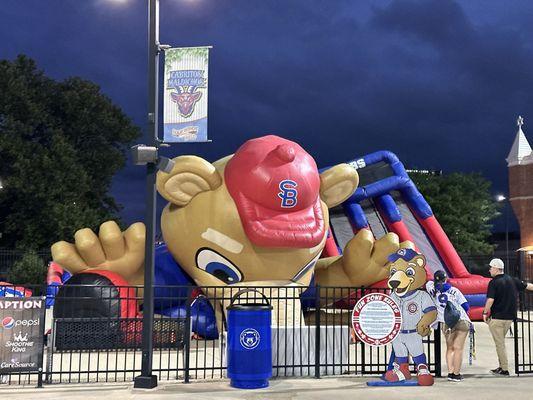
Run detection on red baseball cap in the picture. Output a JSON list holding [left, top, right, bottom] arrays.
[[224, 135, 325, 248]]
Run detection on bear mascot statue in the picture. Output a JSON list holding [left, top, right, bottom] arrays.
[[384, 248, 437, 386], [51, 135, 411, 337]]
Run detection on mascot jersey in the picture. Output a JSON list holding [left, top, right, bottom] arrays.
[[390, 290, 436, 365], [391, 290, 435, 331]]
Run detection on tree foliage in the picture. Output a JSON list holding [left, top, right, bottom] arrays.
[[410, 172, 499, 255], [7, 250, 46, 285], [0, 56, 140, 249]]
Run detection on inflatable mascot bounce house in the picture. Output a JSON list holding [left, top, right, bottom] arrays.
[[51, 135, 411, 337]]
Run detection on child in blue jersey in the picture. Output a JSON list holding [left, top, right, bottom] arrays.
[[426, 270, 471, 382]]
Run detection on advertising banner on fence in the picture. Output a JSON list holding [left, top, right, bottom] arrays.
[[0, 297, 45, 372], [163, 46, 211, 143]]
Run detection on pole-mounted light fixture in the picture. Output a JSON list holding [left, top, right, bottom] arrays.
[[496, 194, 510, 270], [131, 145, 175, 173]]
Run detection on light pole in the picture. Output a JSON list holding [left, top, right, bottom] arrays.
[[109, 0, 189, 388], [107, 0, 176, 388], [496, 194, 510, 271], [133, 0, 160, 389]]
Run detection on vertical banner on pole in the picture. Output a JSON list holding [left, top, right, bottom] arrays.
[[163, 46, 210, 143]]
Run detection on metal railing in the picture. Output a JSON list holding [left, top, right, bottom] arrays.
[[515, 290, 533, 375], [0, 283, 441, 385]]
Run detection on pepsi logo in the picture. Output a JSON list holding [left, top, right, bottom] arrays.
[[2, 317, 15, 329]]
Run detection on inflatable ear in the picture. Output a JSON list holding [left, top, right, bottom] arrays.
[[412, 255, 426, 268], [156, 155, 222, 206], [319, 164, 359, 208]]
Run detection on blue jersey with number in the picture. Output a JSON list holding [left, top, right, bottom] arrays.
[[426, 281, 470, 326]]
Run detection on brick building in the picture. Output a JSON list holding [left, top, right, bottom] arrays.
[[506, 116, 533, 249]]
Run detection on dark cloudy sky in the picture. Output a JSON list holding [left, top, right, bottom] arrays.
[[2, 0, 532, 231]]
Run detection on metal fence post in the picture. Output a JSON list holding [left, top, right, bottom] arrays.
[[183, 286, 192, 383], [36, 293, 47, 388], [434, 325, 442, 377], [314, 285, 320, 379], [514, 316, 520, 376]]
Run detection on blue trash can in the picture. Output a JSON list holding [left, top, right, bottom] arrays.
[[227, 289, 272, 389]]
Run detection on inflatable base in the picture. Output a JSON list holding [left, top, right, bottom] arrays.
[[367, 379, 419, 387]]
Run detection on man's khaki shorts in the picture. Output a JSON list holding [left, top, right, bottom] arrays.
[[442, 320, 471, 337]]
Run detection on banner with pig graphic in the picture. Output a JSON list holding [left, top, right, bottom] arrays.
[[164, 46, 211, 143]]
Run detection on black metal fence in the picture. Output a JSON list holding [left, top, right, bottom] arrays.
[[460, 253, 520, 278], [0, 284, 440, 385], [514, 290, 533, 375], [514, 252, 533, 375]]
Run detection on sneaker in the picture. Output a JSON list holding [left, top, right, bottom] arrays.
[[447, 373, 454, 381], [498, 370, 510, 376], [491, 368, 510, 376], [449, 373, 463, 382]]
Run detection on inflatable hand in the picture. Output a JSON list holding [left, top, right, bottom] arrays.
[[341, 230, 414, 287], [51, 221, 145, 286]]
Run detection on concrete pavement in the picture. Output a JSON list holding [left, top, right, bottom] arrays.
[[1, 321, 532, 399]]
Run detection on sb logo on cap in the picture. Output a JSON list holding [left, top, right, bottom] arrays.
[[278, 180, 298, 208]]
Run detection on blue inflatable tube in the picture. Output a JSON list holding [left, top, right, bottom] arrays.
[[343, 202, 367, 230], [375, 194, 401, 223], [464, 293, 487, 308]]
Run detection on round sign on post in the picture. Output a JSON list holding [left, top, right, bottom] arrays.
[[352, 293, 402, 347]]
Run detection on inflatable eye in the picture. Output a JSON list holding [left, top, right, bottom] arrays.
[[390, 268, 397, 276], [196, 248, 243, 284], [406, 267, 415, 277]]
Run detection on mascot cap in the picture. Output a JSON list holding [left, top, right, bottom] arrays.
[[224, 135, 325, 248]]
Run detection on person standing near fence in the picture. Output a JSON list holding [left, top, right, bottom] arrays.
[[483, 258, 533, 376], [426, 270, 471, 382]]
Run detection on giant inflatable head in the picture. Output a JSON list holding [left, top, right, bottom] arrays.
[[156, 135, 358, 288]]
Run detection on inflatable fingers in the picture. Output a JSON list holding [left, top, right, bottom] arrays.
[[342, 230, 399, 286], [399, 240, 415, 250], [319, 164, 359, 208], [51, 221, 146, 286], [371, 233, 400, 268], [99, 221, 125, 260], [51, 241, 89, 274]]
